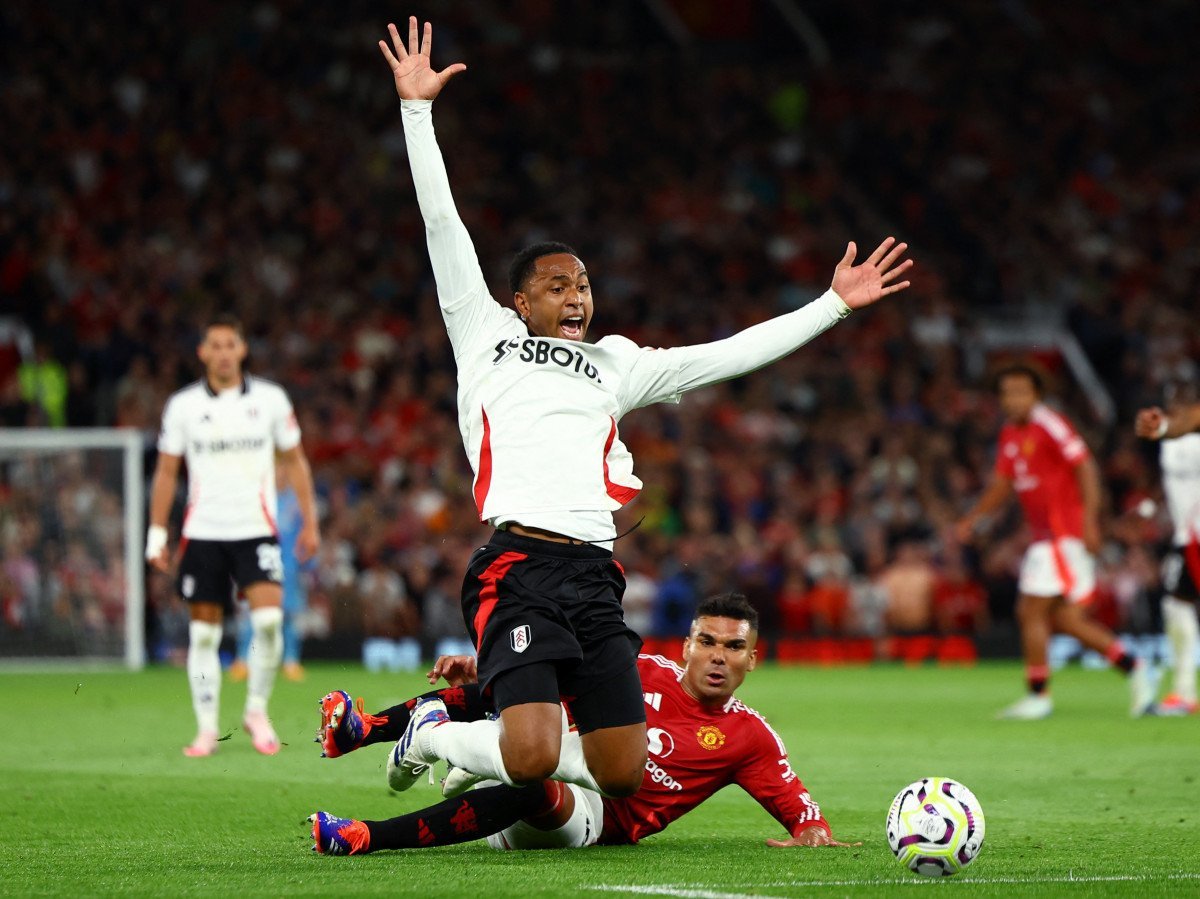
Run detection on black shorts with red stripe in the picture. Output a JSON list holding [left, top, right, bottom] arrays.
[[1163, 545, 1200, 602], [461, 530, 644, 730], [177, 537, 283, 613]]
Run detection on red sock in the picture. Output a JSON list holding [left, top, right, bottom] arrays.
[[1026, 665, 1049, 695], [1105, 642, 1135, 674]]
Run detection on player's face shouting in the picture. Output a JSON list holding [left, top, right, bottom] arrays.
[[515, 253, 593, 342], [198, 325, 248, 388], [680, 615, 758, 706]]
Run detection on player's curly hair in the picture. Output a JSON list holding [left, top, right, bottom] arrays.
[[694, 592, 759, 630], [508, 241, 579, 294], [992, 361, 1045, 396]]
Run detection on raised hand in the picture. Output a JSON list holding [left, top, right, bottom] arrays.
[[830, 237, 913, 310], [1134, 406, 1166, 440], [378, 17, 466, 102]]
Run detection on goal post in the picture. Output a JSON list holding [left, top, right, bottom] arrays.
[[0, 428, 145, 669]]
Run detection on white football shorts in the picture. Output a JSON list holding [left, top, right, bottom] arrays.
[[485, 783, 604, 850], [1018, 537, 1096, 603]]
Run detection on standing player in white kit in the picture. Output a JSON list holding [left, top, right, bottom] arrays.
[[147, 314, 320, 756], [365, 18, 914, 801], [1137, 389, 1200, 714]]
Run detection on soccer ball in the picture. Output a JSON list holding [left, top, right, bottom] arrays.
[[886, 777, 985, 877]]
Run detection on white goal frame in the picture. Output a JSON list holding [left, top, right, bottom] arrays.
[[0, 429, 145, 669]]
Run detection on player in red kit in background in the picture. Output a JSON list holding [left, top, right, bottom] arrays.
[[957, 364, 1153, 719], [305, 594, 858, 854]]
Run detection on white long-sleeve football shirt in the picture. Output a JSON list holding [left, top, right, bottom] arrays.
[[402, 99, 852, 546], [157, 376, 301, 541], [1162, 434, 1200, 546]]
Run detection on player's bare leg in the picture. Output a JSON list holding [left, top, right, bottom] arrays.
[[497, 702, 564, 784], [580, 722, 647, 797], [1161, 596, 1199, 713], [184, 601, 224, 756], [242, 581, 284, 754], [998, 593, 1056, 719], [1051, 599, 1151, 716]]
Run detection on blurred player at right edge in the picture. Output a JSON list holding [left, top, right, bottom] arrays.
[[1136, 385, 1200, 715], [957, 364, 1153, 719]]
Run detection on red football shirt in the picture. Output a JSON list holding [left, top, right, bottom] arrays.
[[994, 403, 1089, 541], [598, 655, 830, 845]]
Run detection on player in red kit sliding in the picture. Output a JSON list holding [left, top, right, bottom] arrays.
[[957, 364, 1153, 719], [306, 594, 857, 854]]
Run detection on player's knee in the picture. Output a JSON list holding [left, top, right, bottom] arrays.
[[499, 731, 560, 784], [593, 750, 646, 797], [502, 748, 559, 785], [595, 764, 643, 798]]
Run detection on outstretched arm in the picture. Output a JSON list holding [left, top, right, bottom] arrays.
[[1136, 403, 1200, 440], [379, 19, 509, 352], [955, 474, 1014, 543], [618, 238, 912, 409]]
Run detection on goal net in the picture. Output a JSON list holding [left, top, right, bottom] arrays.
[[0, 429, 145, 668]]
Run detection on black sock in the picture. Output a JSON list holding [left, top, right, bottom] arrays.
[[1113, 653, 1136, 675], [364, 782, 556, 851], [361, 683, 493, 746]]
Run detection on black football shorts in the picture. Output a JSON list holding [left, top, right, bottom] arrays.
[[1162, 546, 1200, 602], [461, 530, 644, 731], [177, 536, 283, 612]]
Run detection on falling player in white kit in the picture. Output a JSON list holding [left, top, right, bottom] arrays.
[[1136, 389, 1200, 715], [147, 314, 320, 756], [377, 18, 913, 800]]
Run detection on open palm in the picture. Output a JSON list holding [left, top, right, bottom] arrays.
[[379, 17, 466, 102], [830, 237, 913, 310]]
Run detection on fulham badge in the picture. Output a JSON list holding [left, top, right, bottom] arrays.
[[510, 625, 532, 653]]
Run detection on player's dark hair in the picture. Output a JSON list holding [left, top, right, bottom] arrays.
[[993, 362, 1044, 396], [205, 312, 245, 339], [694, 592, 759, 631], [508, 241, 579, 294]]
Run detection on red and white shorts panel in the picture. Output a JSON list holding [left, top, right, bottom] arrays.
[[1019, 537, 1096, 604]]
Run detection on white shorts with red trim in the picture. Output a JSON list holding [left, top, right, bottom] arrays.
[[1019, 537, 1096, 603], [485, 783, 603, 850]]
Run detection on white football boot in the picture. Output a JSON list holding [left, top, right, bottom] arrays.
[[996, 693, 1053, 720], [387, 697, 449, 791]]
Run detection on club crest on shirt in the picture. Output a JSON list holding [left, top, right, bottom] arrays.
[[510, 625, 531, 653], [696, 725, 726, 751]]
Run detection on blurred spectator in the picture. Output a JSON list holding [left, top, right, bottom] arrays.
[[359, 553, 421, 672], [2, 3, 1196, 659], [879, 542, 937, 636], [18, 342, 68, 427], [933, 554, 989, 636]]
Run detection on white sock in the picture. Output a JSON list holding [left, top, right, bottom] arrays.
[[245, 606, 283, 715], [551, 730, 605, 793], [1163, 596, 1198, 703], [187, 620, 222, 734], [425, 713, 608, 793], [424, 719, 519, 787]]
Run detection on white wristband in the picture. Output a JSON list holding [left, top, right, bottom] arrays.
[[145, 524, 168, 561], [1155, 418, 1170, 439]]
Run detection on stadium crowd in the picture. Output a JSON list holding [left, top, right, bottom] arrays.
[[1, 2, 1197, 661]]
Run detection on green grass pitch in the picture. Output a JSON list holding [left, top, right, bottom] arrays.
[[4, 660, 1199, 897]]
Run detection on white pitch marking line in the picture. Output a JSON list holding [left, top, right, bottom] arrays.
[[589, 889, 777, 899], [589, 872, 1200, 894]]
